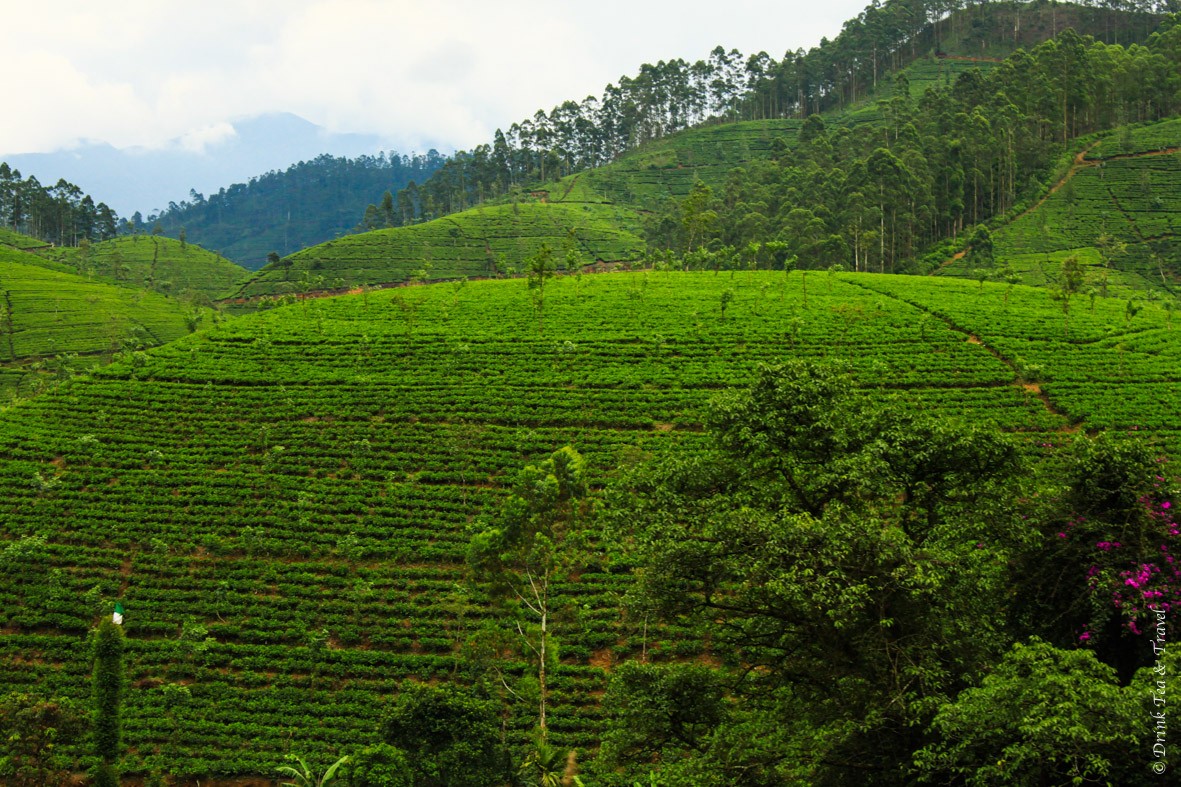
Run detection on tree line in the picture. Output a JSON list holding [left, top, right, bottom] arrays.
[[386, 0, 1170, 225], [146, 151, 445, 268], [645, 17, 1181, 274], [0, 163, 119, 246]]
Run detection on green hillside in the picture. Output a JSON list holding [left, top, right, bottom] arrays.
[[0, 245, 210, 400], [0, 227, 53, 253], [37, 235, 253, 303], [231, 55, 1006, 301], [551, 119, 803, 207], [0, 270, 1176, 780], [234, 200, 645, 299], [944, 116, 1181, 292], [149, 152, 445, 269], [399, 1, 1152, 227], [545, 56, 999, 210]]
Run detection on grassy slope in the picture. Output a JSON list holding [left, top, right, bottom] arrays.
[[231, 57, 998, 300], [0, 245, 211, 400], [0, 246, 205, 360], [234, 200, 646, 299], [0, 227, 53, 252], [0, 270, 1176, 777], [943, 117, 1181, 292], [39, 235, 253, 303]]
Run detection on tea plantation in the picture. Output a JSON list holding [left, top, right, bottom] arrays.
[[948, 116, 1181, 294], [0, 245, 213, 400], [0, 269, 1176, 779], [44, 236, 252, 303], [235, 201, 645, 300]]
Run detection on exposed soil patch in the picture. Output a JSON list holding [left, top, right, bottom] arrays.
[[590, 648, 614, 671]]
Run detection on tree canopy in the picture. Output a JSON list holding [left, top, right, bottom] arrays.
[[602, 360, 1169, 784]]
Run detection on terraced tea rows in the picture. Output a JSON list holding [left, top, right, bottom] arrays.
[[860, 274, 1181, 454], [557, 119, 801, 207], [948, 116, 1181, 293], [1, 271, 1176, 779], [44, 236, 252, 303], [0, 247, 212, 399], [235, 202, 645, 300]]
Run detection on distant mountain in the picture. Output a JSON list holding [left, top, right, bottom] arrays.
[[1, 113, 418, 217]]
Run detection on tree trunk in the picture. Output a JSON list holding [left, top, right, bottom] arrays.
[[539, 608, 547, 737]]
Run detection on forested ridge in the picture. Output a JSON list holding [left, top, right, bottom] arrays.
[[388, 0, 1168, 225], [645, 17, 1181, 275], [266, 4, 1181, 303], [0, 163, 119, 247], [145, 152, 446, 270]]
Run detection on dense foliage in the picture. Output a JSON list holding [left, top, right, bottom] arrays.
[[0, 163, 119, 247], [598, 362, 1172, 784], [145, 152, 445, 269], [647, 19, 1181, 276], [396, 0, 1166, 223]]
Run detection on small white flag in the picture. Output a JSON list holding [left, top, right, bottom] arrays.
[[113, 602, 124, 625]]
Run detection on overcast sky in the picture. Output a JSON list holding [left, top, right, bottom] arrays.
[[2, 0, 869, 157]]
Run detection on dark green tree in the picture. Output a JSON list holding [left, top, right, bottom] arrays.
[[91, 619, 124, 787], [381, 681, 506, 787], [965, 224, 994, 268], [605, 361, 1024, 784], [338, 744, 412, 787], [914, 638, 1141, 785]]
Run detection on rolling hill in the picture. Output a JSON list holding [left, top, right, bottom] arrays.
[[233, 200, 646, 299], [226, 55, 975, 301], [0, 269, 1176, 779], [943, 116, 1181, 293], [42, 235, 252, 303], [0, 244, 212, 400], [229, 2, 1175, 301]]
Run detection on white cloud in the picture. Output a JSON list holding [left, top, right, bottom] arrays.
[[0, 51, 153, 151], [0, 0, 871, 156], [177, 122, 238, 154]]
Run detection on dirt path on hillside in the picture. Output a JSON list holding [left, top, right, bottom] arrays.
[[557, 173, 582, 202], [936, 141, 1100, 272], [943, 142, 1181, 273], [846, 278, 1082, 432], [1008, 142, 1102, 225], [936, 249, 967, 271]]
